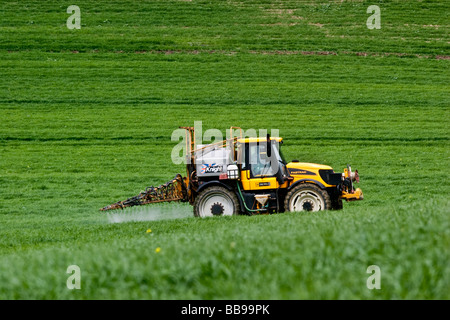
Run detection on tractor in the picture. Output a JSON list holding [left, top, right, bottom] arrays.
[[101, 126, 363, 216]]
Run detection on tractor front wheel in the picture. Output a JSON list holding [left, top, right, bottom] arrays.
[[284, 183, 331, 212], [194, 186, 240, 218]]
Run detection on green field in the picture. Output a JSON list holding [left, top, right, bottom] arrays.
[[0, 0, 449, 300]]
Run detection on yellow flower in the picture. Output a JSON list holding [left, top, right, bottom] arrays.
[[146, 229, 152, 233], [155, 247, 161, 253]]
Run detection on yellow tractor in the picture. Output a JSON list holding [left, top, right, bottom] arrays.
[[101, 126, 363, 216]]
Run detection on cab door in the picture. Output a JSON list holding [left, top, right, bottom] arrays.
[[239, 141, 279, 191]]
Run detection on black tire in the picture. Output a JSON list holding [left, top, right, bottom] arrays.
[[193, 186, 240, 218], [284, 183, 331, 212], [331, 198, 343, 210]]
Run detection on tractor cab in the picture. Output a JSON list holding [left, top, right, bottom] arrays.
[[236, 136, 292, 192]]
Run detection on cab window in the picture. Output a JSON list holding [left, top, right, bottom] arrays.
[[249, 143, 275, 177]]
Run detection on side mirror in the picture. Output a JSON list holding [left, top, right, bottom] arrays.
[[266, 134, 272, 158]]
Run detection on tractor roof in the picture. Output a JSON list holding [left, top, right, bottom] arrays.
[[236, 137, 283, 143]]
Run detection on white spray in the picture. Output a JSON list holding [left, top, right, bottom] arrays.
[[105, 202, 192, 224]]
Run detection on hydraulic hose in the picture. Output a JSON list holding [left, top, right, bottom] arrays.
[[236, 182, 267, 213]]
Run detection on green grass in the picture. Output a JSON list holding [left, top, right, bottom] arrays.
[[0, 0, 449, 299], [0, 200, 449, 299]]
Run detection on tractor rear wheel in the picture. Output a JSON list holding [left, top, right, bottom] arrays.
[[284, 183, 331, 212], [194, 186, 240, 218]]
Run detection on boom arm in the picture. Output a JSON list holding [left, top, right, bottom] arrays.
[[100, 174, 188, 211]]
